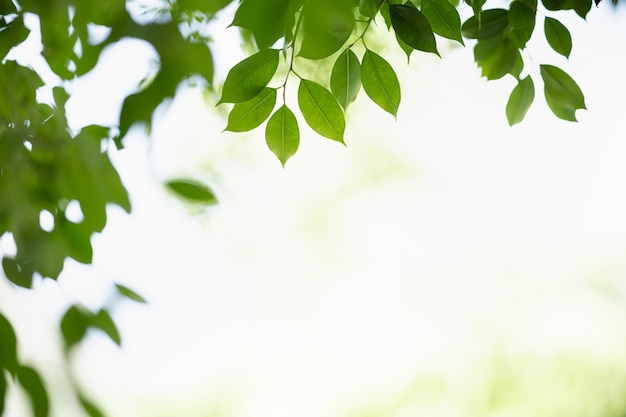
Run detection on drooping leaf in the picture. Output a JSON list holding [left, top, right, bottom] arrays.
[[115, 284, 148, 304], [506, 76, 535, 125], [225, 87, 277, 132], [389, 4, 439, 55], [165, 180, 218, 204], [508, 1, 536, 48], [542, 0, 591, 17], [544, 17, 572, 58], [17, 366, 48, 417], [298, 79, 346, 143], [265, 105, 300, 166], [299, 0, 355, 59], [2, 257, 33, 288], [461, 9, 509, 39], [540, 64, 586, 121], [218, 49, 279, 104], [230, 0, 293, 48], [330, 50, 361, 109], [361, 50, 401, 116], [474, 35, 522, 80], [91, 309, 121, 346], [0, 313, 18, 374], [421, 0, 464, 44], [359, 0, 381, 17], [60, 305, 91, 348], [78, 393, 107, 417]]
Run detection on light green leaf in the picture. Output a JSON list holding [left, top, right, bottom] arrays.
[[17, 366, 48, 417], [359, 0, 381, 17], [506, 76, 535, 125], [225, 87, 277, 132], [91, 309, 121, 346], [218, 49, 279, 104], [361, 50, 401, 116], [165, 179, 218, 204], [461, 9, 509, 39], [330, 50, 361, 109], [265, 105, 299, 166], [60, 305, 91, 348], [389, 4, 439, 55], [421, 0, 464, 44], [229, 0, 293, 49], [115, 284, 147, 304], [544, 17, 572, 58], [540, 64, 586, 121], [298, 79, 346, 143]]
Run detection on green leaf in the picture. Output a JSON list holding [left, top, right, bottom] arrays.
[[2, 257, 33, 288], [165, 180, 218, 204], [508, 1, 536, 48], [60, 305, 91, 348], [225, 87, 277, 132], [330, 50, 362, 109], [389, 4, 439, 55], [361, 50, 401, 116], [540, 64, 586, 121], [359, 0, 381, 17], [0, 313, 18, 374], [0, 370, 6, 414], [421, 0, 464, 44], [218, 49, 279, 104], [115, 284, 147, 304], [461, 9, 509, 39], [544, 17, 572, 58], [17, 366, 48, 417], [298, 79, 346, 143], [78, 393, 106, 417], [506, 76, 535, 125], [0, 16, 30, 61], [91, 309, 121, 346], [299, 0, 355, 59], [265, 105, 300, 166], [474, 35, 522, 80], [230, 0, 293, 48]]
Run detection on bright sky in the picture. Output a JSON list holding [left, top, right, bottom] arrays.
[[3, 3, 626, 417]]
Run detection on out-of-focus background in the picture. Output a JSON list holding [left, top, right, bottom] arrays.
[[2, 2, 626, 416]]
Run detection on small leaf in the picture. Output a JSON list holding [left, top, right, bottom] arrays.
[[361, 50, 401, 116], [165, 180, 218, 204], [298, 79, 346, 143], [389, 4, 439, 55], [506, 76, 535, 125], [218, 49, 279, 104], [17, 366, 48, 417], [115, 284, 147, 304], [265, 105, 299, 166], [421, 0, 464, 44], [225, 87, 276, 132], [544, 17, 572, 58], [2, 257, 33, 288], [540, 64, 586, 121], [461, 9, 509, 39], [60, 305, 91, 348], [78, 394, 106, 417], [330, 50, 361, 109], [91, 309, 121, 346], [0, 313, 18, 374]]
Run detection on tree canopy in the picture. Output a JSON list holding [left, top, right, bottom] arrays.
[[0, 0, 621, 415]]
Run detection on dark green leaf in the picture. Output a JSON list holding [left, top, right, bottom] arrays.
[[0, 313, 18, 374], [165, 180, 218, 204], [91, 309, 121, 346], [540, 64, 586, 121], [359, 0, 381, 17], [0, 370, 6, 414], [330, 50, 361, 109], [17, 366, 48, 417], [544, 17, 572, 58], [225, 87, 277, 132], [218, 49, 279, 104], [2, 257, 33, 288], [78, 393, 106, 417], [461, 9, 509, 39], [60, 305, 91, 348], [474, 35, 522, 80], [421, 0, 464, 44], [508, 1, 536, 48], [0, 16, 30, 61], [298, 79, 346, 143], [506, 76, 535, 125], [115, 284, 147, 304], [361, 50, 401, 116], [389, 4, 439, 55], [265, 105, 300, 166], [299, 0, 355, 59]]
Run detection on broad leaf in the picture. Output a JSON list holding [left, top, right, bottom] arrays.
[[0, 370, 6, 414], [508, 1, 536, 48], [2, 256, 33, 288], [330, 50, 361, 109], [225, 87, 277, 132], [474, 35, 522, 80], [218, 49, 279, 104], [0, 16, 30, 61], [506, 76, 535, 125], [230, 0, 292, 48], [359, 0, 380, 17], [544, 17, 572, 58], [361, 50, 401, 117], [265, 105, 300, 166], [299, 0, 354, 59], [298, 79, 346, 143], [540, 64, 586, 121], [17, 366, 48, 417], [165, 180, 218, 204], [389, 4, 439, 55], [0, 313, 18, 374], [92, 309, 121, 346], [461, 9, 509, 39], [60, 305, 91, 348], [421, 0, 464, 44], [115, 284, 147, 303]]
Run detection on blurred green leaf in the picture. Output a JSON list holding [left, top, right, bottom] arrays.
[[225, 87, 277, 132], [540, 64, 586, 121], [361, 50, 401, 117], [0, 16, 30, 61], [461, 9, 509, 39], [508, 1, 536, 48], [359, 0, 380, 17], [389, 4, 439, 55], [0, 313, 18, 374], [17, 366, 49, 417], [0, 369, 6, 415], [2, 257, 34, 288], [298, 79, 346, 143], [474, 35, 522, 80], [115, 284, 148, 304], [60, 305, 91, 348], [266, 105, 300, 166], [330, 50, 362, 109], [230, 0, 293, 48], [218, 49, 279, 104], [78, 393, 106, 417], [299, 0, 355, 59], [178, 0, 233, 13], [165, 180, 218, 204], [421, 0, 464, 44], [506, 76, 535, 125], [544, 17, 572, 58], [91, 309, 121, 346]]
